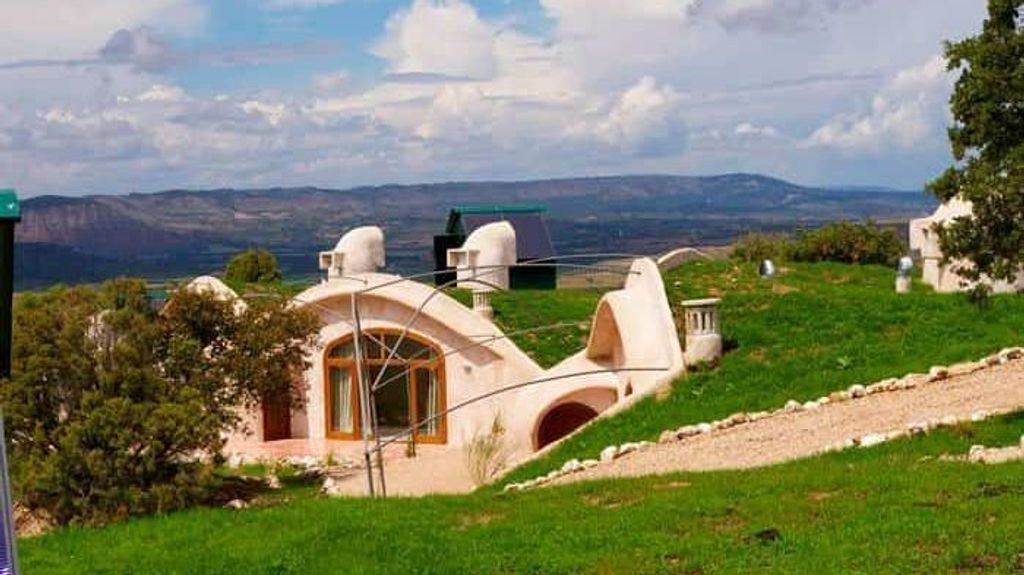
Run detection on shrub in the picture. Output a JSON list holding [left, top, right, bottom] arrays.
[[789, 221, 904, 266], [464, 415, 512, 487], [224, 249, 282, 284], [0, 279, 319, 525], [732, 233, 792, 263]]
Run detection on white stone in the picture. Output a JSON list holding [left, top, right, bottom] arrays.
[[802, 401, 820, 411], [561, 459, 582, 473], [784, 400, 802, 413], [830, 391, 851, 403], [599, 445, 619, 463], [726, 413, 750, 427], [848, 385, 866, 399], [659, 430, 677, 444], [858, 433, 888, 448], [225, 499, 248, 510], [675, 425, 699, 439], [266, 475, 282, 490], [581, 459, 600, 469], [970, 410, 990, 423], [696, 423, 713, 434]]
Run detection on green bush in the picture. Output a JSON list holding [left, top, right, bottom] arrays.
[[731, 232, 792, 263], [0, 279, 319, 525], [224, 249, 281, 284], [789, 221, 904, 266]]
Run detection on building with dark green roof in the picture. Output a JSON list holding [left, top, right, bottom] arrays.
[[433, 205, 556, 289]]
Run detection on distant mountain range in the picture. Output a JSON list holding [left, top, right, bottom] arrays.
[[14, 173, 937, 289]]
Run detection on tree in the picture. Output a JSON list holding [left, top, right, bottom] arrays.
[[224, 249, 282, 284], [928, 0, 1024, 289], [0, 279, 319, 525]]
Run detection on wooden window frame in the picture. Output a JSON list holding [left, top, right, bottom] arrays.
[[323, 329, 447, 444]]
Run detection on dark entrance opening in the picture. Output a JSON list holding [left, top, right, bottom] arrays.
[[536, 402, 599, 450], [262, 397, 292, 441]]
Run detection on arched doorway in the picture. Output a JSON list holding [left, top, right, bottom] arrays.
[[324, 330, 446, 444], [535, 402, 599, 450]]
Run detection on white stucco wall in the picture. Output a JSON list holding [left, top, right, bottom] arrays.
[[910, 199, 1024, 294], [224, 255, 685, 463]]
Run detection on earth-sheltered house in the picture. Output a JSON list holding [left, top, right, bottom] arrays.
[[201, 223, 685, 481]]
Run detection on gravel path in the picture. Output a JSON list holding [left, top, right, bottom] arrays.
[[552, 358, 1024, 486]]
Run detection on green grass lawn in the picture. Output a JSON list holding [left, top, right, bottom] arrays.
[[21, 414, 1024, 574], [501, 260, 1024, 484], [17, 260, 1024, 574]]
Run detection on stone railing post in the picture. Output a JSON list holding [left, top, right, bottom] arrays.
[[681, 298, 722, 366]]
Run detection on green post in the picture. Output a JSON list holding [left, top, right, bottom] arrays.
[[0, 190, 17, 572], [0, 191, 19, 379]]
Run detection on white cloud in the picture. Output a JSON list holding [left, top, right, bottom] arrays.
[[372, 0, 498, 80], [803, 56, 951, 153], [0, 0, 991, 194], [0, 0, 206, 61], [241, 101, 288, 126], [589, 77, 687, 157], [310, 71, 351, 94], [539, 0, 700, 87], [135, 84, 187, 103], [734, 122, 779, 137], [703, 0, 876, 33]]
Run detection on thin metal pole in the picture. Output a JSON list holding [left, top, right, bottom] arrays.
[[370, 384, 388, 498], [0, 412, 19, 575], [350, 292, 375, 497]]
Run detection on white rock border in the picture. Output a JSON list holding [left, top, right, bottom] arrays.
[[502, 347, 1024, 493]]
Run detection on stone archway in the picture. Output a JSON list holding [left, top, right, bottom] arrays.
[[535, 402, 600, 450]]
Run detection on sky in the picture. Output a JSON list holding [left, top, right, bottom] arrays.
[[0, 0, 989, 197]]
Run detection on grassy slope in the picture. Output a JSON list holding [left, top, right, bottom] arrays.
[[446, 287, 603, 369], [21, 415, 1024, 574], [18, 261, 1024, 574], [504, 260, 1024, 483]]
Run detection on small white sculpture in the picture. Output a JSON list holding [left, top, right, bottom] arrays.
[[896, 256, 913, 294], [447, 221, 516, 292], [319, 226, 385, 279]]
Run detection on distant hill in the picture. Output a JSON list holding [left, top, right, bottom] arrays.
[[14, 173, 937, 289]]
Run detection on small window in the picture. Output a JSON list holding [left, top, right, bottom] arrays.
[[328, 340, 354, 358]]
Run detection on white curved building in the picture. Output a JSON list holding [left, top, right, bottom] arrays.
[[910, 199, 1024, 293], [224, 226, 685, 492]]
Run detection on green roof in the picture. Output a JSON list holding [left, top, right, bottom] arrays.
[[0, 190, 19, 220], [451, 204, 546, 215]]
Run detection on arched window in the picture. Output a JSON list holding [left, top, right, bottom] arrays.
[[324, 331, 446, 444]]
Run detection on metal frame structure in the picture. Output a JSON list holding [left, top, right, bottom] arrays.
[[299, 255, 664, 497]]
